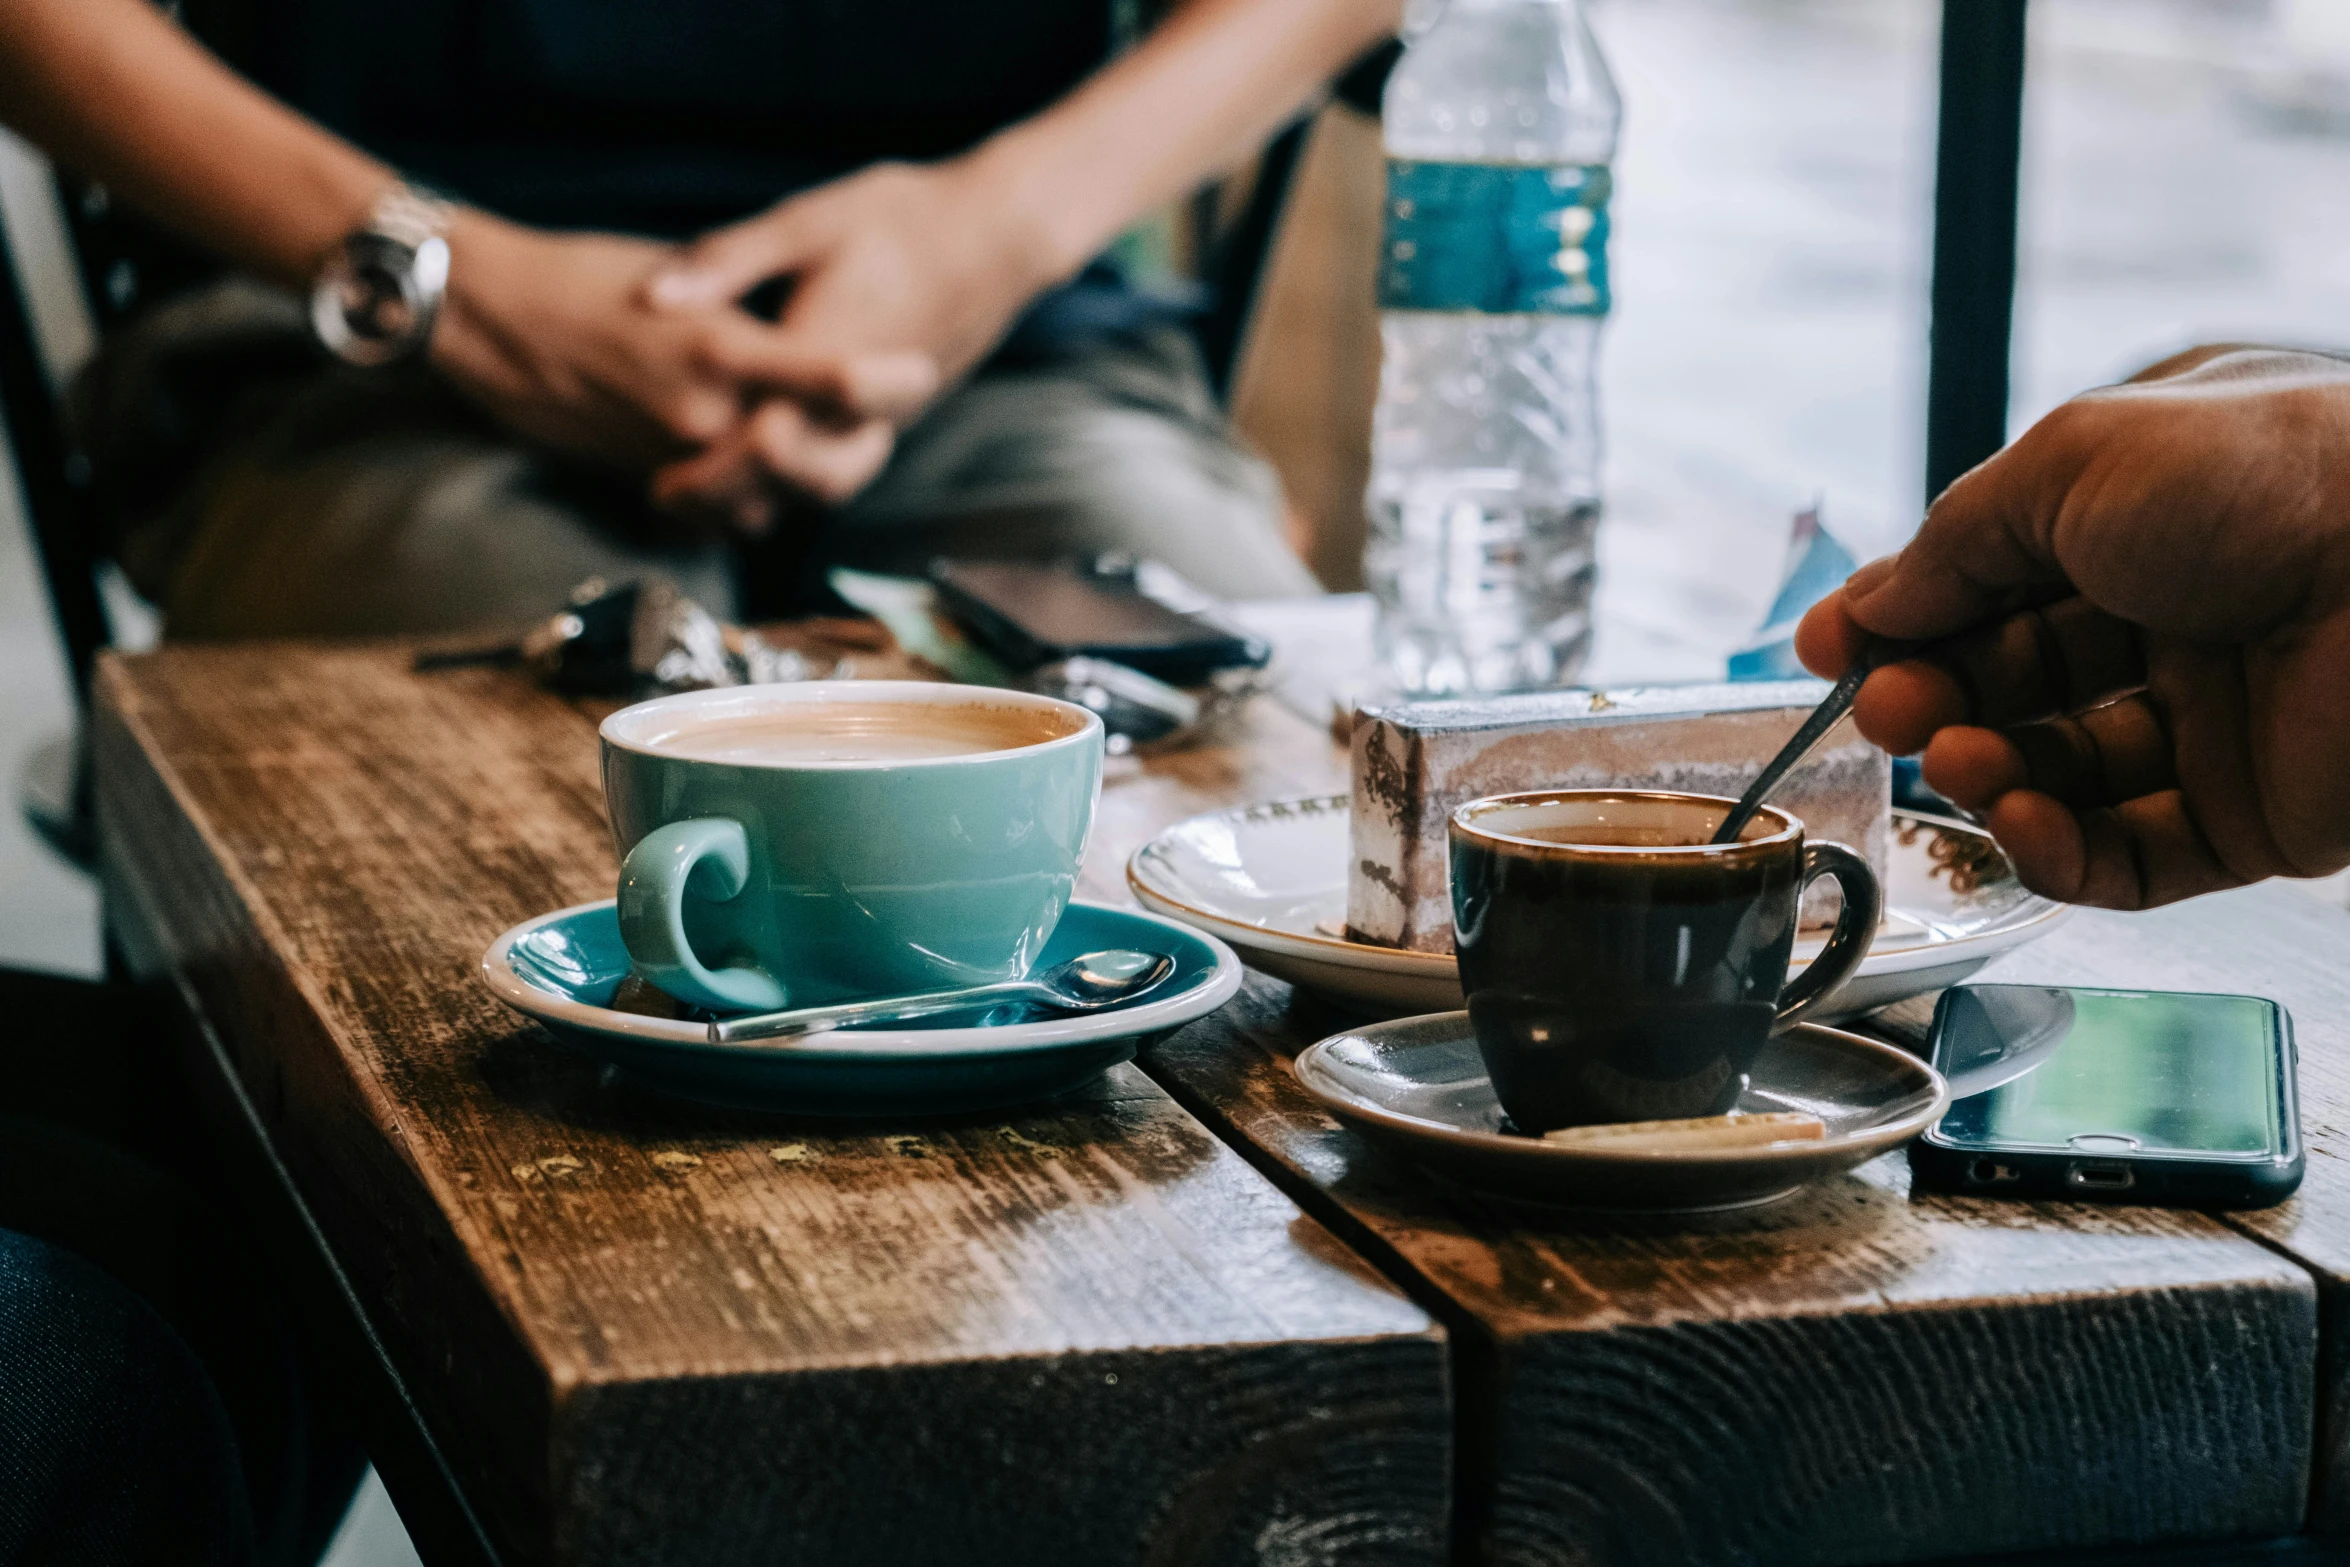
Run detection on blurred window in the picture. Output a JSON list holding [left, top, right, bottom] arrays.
[[2012, 0, 2350, 425], [1589, 0, 1938, 677]]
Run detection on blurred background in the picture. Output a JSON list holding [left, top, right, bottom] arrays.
[[1241, 0, 2350, 671], [8, 2, 2350, 1553], [16, 0, 2350, 970]]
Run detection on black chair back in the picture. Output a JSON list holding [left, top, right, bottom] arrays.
[[0, 184, 109, 711]]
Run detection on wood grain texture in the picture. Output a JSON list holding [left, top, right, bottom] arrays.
[[95, 644, 1448, 1567], [1090, 639, 2324, 1562], [1947, 886, 2350, 1534], [1143, 979, 2316, 1564], [96, 626, 2350, 1565], [1103, 622, 2328, 1561]]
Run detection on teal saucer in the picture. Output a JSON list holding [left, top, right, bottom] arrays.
[[481, 899, 1242, 1115]]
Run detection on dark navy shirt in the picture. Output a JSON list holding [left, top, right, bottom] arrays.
[[187, 0, 1116, 235]]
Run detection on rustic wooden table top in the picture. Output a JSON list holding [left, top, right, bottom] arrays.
[[92, 630, 2350, 1566], [93, 645, 1446, 1567]]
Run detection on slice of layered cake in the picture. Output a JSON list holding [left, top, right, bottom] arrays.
[[1348, 681, 1890, 952]]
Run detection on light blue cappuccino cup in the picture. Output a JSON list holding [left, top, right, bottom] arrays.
[[602, 682, 1103, 1014]]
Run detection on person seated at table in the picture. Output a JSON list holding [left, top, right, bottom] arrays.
[[1798, 345, 2350, 911], [0, 0, 1379, 638], [0, 1226, 254, 1564]]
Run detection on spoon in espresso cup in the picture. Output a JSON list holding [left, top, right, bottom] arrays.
[[1711, 638, 1917, 846], [1708, 663, 1871, 846], [707, 948, 1177, 1045]]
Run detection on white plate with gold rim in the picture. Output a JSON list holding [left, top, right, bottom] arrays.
[[1126, 796, 2069, 1021]]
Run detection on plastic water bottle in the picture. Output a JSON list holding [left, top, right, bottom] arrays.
[[1366, 0, 1621, 696]]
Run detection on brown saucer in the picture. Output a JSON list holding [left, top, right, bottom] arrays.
[[1293, 1013, 1949, 1212]]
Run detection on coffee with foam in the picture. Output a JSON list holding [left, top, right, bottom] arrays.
[[642, 701, 1080, 766]]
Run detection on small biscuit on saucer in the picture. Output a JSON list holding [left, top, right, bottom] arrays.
[[1540, 1111, 1827, 1152]]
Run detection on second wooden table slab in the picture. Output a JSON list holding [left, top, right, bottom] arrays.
[[1101, 687, 2318, 1565]]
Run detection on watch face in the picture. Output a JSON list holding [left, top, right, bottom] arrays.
[[313, 233, 448, 365]]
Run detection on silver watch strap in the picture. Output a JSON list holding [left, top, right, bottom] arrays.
[[311, 182, 457, 366], [365, 184, 455, 251]]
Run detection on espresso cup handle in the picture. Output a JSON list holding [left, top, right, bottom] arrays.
[[615, 817, 788, 1014], [1772, 839, 1883, 1031]]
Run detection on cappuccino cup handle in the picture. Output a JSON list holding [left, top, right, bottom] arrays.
[[1771, 839, 1882, 1030], [616, 818, 788, 1014]]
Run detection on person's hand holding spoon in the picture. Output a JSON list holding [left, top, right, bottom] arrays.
[[1789, 347, 2350, 909]]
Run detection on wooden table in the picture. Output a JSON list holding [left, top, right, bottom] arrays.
[[92, 637, 2350, 1565]]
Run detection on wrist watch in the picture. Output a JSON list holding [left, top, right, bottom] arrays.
[[310, 184, 455, 366]]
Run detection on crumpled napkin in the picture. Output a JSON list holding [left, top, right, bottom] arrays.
[[1726, 503, 1857, 682]]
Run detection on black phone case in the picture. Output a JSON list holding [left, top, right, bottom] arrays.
[[929, 561, 1270, 684], [1906, 989, 2304, 1209]]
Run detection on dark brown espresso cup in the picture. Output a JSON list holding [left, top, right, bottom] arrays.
[[1449, 790, 1882, 1134]]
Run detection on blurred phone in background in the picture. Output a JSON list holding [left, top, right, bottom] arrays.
[[1910, 984, 2301, 1209], [928, 557, 1270, 685]]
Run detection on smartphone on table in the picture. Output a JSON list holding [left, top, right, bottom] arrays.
[[928, 558, 1270, 685], [1909, 984, 2301, 1208]]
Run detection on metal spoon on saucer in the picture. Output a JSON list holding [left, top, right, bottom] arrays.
[[708, 949, 1177, 1046]]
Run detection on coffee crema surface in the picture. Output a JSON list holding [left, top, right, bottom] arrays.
[[644, 703, 1079, 766], [1464, 794, 1776, 852], [1507, 823, 1704, 850]]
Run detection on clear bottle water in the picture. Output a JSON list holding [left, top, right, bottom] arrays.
[[1366, 0, 1621, 696]]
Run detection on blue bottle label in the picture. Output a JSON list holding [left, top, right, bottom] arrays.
[[1379, 160, 1612, 316]]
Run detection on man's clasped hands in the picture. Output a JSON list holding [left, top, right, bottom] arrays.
[[429, 156, 1047, 536]]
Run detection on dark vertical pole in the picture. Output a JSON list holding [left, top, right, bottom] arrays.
[[1925, 0, 2029, 505]]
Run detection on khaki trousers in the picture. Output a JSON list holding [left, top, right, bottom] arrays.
[[78, 281, 1316, 639]]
